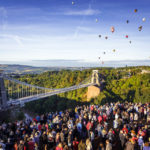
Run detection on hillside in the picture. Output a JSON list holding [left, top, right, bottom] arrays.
[[0, 64, 89, 74], [13, 66, 150, 114]]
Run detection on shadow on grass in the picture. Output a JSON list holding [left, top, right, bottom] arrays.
[[24, 95, 90, 115]]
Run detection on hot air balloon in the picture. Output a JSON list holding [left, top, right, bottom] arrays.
[[99, 35, 101, 38], [129, 41, 132, 44], [72, 1, 75, 5], [103, 52, 106, 54], [111, 26, 115, 33], [105, 36, 108, 40], [98, 57, 101, 59], [134, 9, 138, 13], [126, 20, 129, 24], [125, 35, 128, 38], [113, 49, 116, 52], [96, 18, 98, 23], [142, 18, 146, 22], [138, 26, 142, 31]]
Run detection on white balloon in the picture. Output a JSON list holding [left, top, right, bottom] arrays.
[[142, 18, 146, 22]]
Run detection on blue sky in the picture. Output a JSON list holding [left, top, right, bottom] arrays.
[[0, 0, 150, 64]]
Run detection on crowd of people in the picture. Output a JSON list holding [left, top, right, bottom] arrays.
[[0, 102, 150, 150]]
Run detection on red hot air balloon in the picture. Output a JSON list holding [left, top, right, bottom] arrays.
[[125, 35, 128, 38], [111, 26, 115, 33]]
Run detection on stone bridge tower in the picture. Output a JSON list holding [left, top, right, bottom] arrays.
[[87, 70, 101, 101], [0, 70, 7, 109], [91, 70, 100, 86]]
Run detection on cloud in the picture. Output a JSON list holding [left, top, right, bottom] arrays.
[[64, 8, 101, 16], [77, 26, 91, 32], [0, 7, 8, 30], [0, 7, 7, 18], [73, 26, 92, 38], [0, 34, 24, 47]]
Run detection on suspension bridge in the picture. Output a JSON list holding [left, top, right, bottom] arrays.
[[0, 70, 100, 110]]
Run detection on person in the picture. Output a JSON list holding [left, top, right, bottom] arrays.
[[63, 143, 69, 150], [86, 138, 92, 150], [0, 144, 4, 150], [106, 139, 112, 150], [125, 139, 134, 150], [13, 142, 18, 150], [0, 141, 5, 150], [73, 137, 79, 150], [56, 142, 63, 150], [35, 142, 39, 150], [143, 142, 150, 150], [78, 139, 86, 150], [138, 136, 144, 150], [28, 138, 35, 150], [18, 140, 25, 150], [119, 130, 126, 149], [5, 138, 13, 150], [98, 143, 105, 150]]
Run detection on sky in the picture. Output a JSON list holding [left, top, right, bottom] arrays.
[[0, 0, 150, 65]]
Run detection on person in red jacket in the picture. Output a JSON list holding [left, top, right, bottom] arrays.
[[38, 123, 42, 131], [122, 125, 128, 134], [73, 137, 79, 150], [98, 115, 103, 123], [56, 142, 63, 150], [28, 138, 35, 150], [86, 121, 93, 131]]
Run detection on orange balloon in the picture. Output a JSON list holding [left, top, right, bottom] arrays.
[[134, 9, 138, 13], [111, 26, 115, 33]]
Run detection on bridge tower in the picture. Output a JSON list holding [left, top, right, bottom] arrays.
[[91, 70, 100, 86], [0, 70, 7, 109], [87, 70, 101, 101]]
